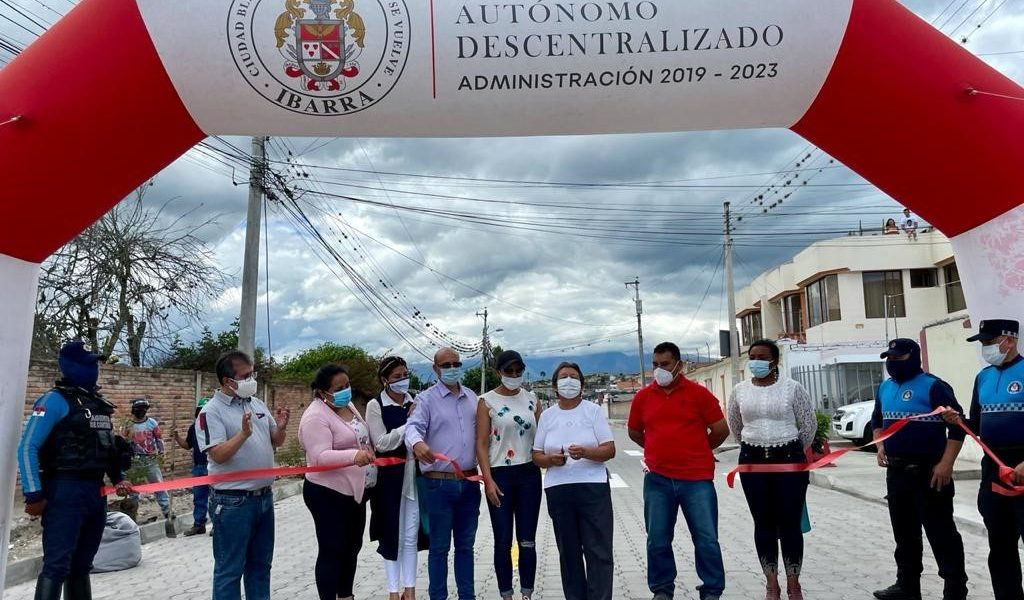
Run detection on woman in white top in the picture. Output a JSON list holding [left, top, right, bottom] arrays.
[[365, 356, 424, 600], [532, 361, 616, 600], [727, 340, 816, 600], [476, 350, 543, 600]]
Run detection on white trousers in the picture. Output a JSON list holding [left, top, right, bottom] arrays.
[[383, 493, 420, 592]]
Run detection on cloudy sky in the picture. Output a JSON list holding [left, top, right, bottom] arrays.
[[3, 0, 1022, 366]]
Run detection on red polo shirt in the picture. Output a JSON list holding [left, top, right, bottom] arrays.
[[627, 376, 725, 481]]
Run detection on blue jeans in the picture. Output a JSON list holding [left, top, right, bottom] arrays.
[[129, 455, 171, 515], [644, 473, 725, 599], [40, 478, 106, 581], [487, 463, 542, 596], [423, 478, 481, 600], [210, 490, 275, 600], [192, 465, 210, 526]]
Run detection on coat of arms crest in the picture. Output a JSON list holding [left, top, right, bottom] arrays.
[[274, 0, 366, 92]]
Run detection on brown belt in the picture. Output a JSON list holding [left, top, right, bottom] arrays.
[[423, 468, 477, 480]]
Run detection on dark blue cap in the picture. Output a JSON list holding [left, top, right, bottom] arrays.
[[495, 350, 525, 372], [880, 338, 920, 359], [58, 341, 102, 388], [967, 319, 1019, 343]]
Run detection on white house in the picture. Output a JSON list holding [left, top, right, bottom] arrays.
[[691, 229, 981, 416]]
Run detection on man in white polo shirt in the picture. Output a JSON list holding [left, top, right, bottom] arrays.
[[198, 351, 290, 600]]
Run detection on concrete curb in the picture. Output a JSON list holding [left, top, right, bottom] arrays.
[[4, 480, 304, 589], [808, 471, 988, 538]]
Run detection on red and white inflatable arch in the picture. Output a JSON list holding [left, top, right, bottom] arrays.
[[0, 0, 1021, 574]]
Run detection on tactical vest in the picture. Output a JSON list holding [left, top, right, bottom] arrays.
[[39, 386, 130, 477], [879, 372, 946, 458], [977, 356, 1024, 448]]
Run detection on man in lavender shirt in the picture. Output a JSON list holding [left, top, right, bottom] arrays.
[[406, 347, 481, 600]]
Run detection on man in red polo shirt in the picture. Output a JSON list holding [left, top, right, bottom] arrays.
[[628, 341, 730, 600]]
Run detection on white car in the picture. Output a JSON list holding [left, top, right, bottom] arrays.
[[832, 400, 876, 447]]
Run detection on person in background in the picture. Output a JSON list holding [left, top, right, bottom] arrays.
[[478, 350, 543, 600], [728, 340, 816, 600], [173, 397, 212, 536], [872, 338, 968, 600], [533, 362, 615, 600], [124, 398, 173, 524], [198, 351, 290, 600], [945, 319, 1024, 600], [405, 347, 481, 600], [16, 341, 133, 600], [299, 363, 377, 600], [900, 208, 918, 241], [884, 218, 900, 235], [628, 341, 729, 600], [367, 356, 424, 600]]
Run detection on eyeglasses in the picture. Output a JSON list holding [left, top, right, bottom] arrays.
[[437, 362, 463, 369], [501, 368, 525, 377]]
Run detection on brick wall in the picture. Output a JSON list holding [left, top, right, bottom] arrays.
[[21, 361, 314, 480]]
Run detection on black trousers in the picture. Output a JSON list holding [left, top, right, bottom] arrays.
[[979, 456, 1024, 600], [885, 460, 967, 595], [738, 441, 809, 578], [303, 479, 368, 600], [546, 482, 614, 600]]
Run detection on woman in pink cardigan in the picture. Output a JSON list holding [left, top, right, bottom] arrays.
[[298, 364, 377, 600]]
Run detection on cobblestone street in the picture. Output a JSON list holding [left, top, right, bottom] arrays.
[[4, 426, 995, 599]]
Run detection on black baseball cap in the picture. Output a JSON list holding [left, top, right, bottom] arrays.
[[967, 319, 1020, 343], [495, 350, 525, 372], [880, 338, 920, 359]]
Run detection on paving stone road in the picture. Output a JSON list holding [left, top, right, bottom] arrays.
[[3, 425, 996, 599]]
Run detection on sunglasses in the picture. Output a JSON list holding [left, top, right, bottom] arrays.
[[437, 361, 463, 369]]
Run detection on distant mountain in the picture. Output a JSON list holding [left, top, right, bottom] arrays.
[[410, 349, 707, 383]]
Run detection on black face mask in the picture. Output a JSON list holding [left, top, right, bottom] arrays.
[[132, 409, 147, 419], [886, 356, 922, 383]]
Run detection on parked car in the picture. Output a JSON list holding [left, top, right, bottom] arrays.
[[831, 400, 876, 449]]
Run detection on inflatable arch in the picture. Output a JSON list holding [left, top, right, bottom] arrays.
[[0, 0, 1022, 574]]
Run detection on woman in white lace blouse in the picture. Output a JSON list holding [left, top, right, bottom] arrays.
[[727, 340, 816, 600]]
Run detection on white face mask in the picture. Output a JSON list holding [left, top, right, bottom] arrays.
[[653, 366, 676, 387], [388, 377, 411, 395], [233, 377, 258, 399], [501, 375, 524, 391], [556, 377, 582, 399], [982, 343, 1009, 367]]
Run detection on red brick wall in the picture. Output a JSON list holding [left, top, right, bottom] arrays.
[[21, 361, 312, 480]]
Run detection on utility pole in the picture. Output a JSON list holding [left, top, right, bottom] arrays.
[[724, 202, 740, 388], [625, 278, 646, 387], [238, 136, 267, 359], [476, 307, 489, 394]]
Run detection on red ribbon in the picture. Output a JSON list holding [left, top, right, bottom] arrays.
[[725, 407, 1024, 497], [101, 452, 482, 497]]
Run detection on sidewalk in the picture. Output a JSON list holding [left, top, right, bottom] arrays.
[[782, 442, 988, 536]]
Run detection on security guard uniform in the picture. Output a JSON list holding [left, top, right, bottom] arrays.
[[967, 319, 1024, 600], [871, 338, 968, 600], [16, 342, 131, 600]]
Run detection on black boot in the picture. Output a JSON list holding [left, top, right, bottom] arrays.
[[873, 582, 922, 600], [63, 575, 92, 600], [33, 575, 62, 600]]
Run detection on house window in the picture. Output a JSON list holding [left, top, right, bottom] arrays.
[[909, 268, 938, 288], [740, 312, 763, 347], [807, 275, 842, 328], [944, 262, 966, 313], [782, 294, 803, 334], [863, 270, 906, 319]]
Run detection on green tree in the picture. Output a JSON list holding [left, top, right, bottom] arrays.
[[276, 342, 380, 401], [156, 319, 271, 374]]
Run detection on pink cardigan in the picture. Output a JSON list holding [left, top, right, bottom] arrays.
[[297, 399, 370, 502]]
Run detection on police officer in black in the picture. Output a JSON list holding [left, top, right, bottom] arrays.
[[948, 319, 1024, 600], [16, 341, 133, 600], [871, 338, 969, 600]]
